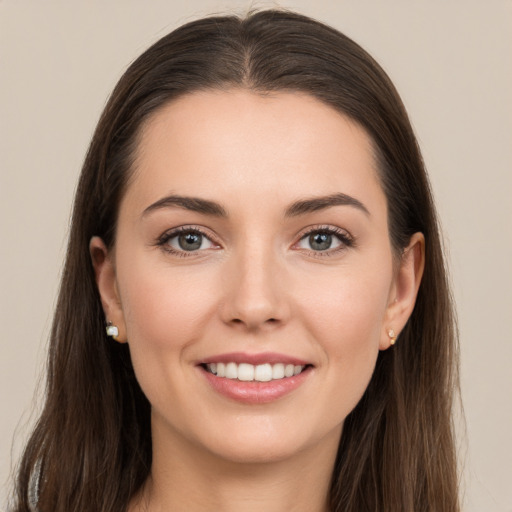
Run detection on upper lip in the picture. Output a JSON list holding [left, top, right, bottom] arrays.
[[199, 352, 311, 366]]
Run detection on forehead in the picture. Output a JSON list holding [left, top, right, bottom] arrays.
[[125, 89, 385, 217]]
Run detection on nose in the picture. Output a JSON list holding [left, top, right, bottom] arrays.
[[219, 243, 289, 331]]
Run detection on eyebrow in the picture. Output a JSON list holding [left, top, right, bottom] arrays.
[[142, 195, 228, 218], [284, 193, 370, 217], [142, 192, 369, 219]]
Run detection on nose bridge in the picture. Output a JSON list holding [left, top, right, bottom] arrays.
[[221, 233, 287, 329]]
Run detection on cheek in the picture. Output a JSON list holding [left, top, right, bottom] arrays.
[[117, 256, 220, 359], [294, 262, 391, 404], [115, 256, 224, 419], [298, 264, 391, 347]]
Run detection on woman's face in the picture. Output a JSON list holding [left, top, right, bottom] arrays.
[[93, 89, 422, 464]]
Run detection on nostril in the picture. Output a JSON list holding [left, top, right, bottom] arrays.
[[229, 317, 279, 328], [231, 318, 277, 322]]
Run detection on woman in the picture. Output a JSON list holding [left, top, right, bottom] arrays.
[[10, 9, 460, 512]]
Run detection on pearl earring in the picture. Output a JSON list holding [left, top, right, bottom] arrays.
[[106, 322, 119, 339], [388, 329, 397, 345]]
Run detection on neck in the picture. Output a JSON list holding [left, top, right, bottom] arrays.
[[130, 420, 340, 512]]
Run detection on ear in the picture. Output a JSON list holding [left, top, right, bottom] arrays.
[[380, 232, 425, 350], [89, 236, 127, 343]]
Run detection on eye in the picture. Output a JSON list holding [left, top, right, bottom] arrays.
[[157, 227, 218, 255], [302, 232, 340, 251], [295, 227, 353, 254]]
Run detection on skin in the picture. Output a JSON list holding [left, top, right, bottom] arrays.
[[91, 89, 424, 512]]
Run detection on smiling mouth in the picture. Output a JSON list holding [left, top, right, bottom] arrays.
[[203, 362, 309, 382]]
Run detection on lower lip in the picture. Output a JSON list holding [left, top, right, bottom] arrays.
[[200, 366, 312, 404]]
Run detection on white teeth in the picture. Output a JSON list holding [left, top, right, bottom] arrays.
[[254, 363, 272, 382], [205, 362, 306, 381], [225, 362, 238, 379], [216, 362, 225, 377], [272, 363, 285, 379], [238, 363, 254, 381]]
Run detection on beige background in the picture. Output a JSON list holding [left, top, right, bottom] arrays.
[[1, 1, 511, 510]]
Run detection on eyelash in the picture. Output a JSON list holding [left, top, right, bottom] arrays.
[[155, 225, 355, 257], [295, 225, 355, 257], [156, 225, 218, 257]]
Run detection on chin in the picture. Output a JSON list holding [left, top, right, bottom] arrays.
[[198, 419, 340, 466], [208, 439, 305, 465]]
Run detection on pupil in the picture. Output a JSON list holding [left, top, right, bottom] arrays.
[[310, 232, 332, 251], [179, 232, 202, 251]]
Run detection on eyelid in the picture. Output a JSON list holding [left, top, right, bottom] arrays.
[[154, 224, 354, 258], [292, 225, 355, 255], [155, 225, 221, 256]]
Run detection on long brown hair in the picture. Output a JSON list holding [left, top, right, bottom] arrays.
[[10, 9, 459, 511]]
